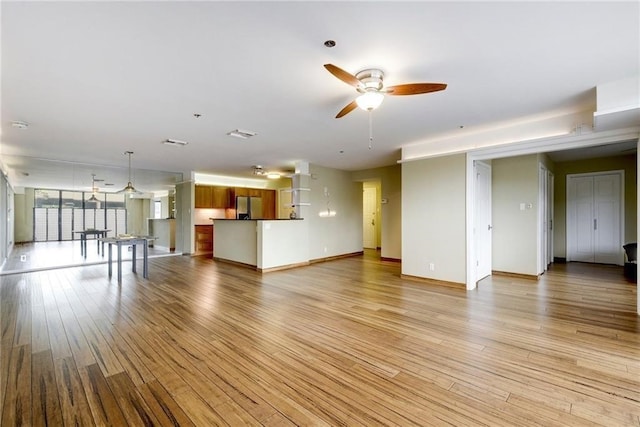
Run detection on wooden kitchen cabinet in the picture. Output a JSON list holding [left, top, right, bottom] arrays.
[[196, 185, 232, 208], [212, 186, 231, 208], [194, 225, 213, 256], [195, 185, 213, 208], [261, 189, 276, 219]]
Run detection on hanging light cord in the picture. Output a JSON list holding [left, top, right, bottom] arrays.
[[368, 110, 373, 150]]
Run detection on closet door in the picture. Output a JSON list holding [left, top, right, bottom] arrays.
[[593, 174, 621, 264], [571, 176, 595, 262], [567, 172, 623, 265]]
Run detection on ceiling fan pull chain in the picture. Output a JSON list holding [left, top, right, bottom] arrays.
[[368, 111, 373, 150]]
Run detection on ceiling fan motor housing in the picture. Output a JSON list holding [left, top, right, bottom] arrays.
[[356, 69, 384, 92]]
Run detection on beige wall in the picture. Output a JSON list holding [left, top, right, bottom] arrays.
[[308, 164, 363, 260], [402, 154, 466, 284], [491, 154, 540, 275], [553, 154, 637, 258], [353, 164, 402, 260], [175, 181, 193, 254], [14, 189, 35, 243], [126, 198, 150, 236]]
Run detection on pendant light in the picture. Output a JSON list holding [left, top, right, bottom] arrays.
[[118, 151, 138, 194], [87, 174, 100, 202]]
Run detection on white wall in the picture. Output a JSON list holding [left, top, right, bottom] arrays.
[[213, 220, 257, 266], [308, 164, 363, 260], [352, 164, 402, 260], [257, 220, 309, 270], [491, 154, 540, 275], [402, 154, 467, 284]]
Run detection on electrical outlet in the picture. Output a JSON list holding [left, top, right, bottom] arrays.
[[429, 263, 435, 271], [20, 255, 27, 262]]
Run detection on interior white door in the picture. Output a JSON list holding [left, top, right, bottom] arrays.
[[567, 172, 623, 265], [475, 161, 492, 280], [594, 174, 622, 264], [362, 186, 377, 249]]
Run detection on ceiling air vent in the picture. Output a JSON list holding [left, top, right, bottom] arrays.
[[163, 139, 189, 146], [227, 129, 257, 139]]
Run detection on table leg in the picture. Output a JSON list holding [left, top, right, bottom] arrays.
[[81, 234, 86, 258], [143, 240, 148, 279], [108, 243, 112, 278], [117, 242, 122, 283], [132, 243, 137, 274], [96, 234, 100, 254]]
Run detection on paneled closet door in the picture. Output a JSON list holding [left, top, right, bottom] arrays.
[[567, 172, 622, 265], [593, 174, 621, 264]]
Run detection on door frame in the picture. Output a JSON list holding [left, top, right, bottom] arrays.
[[538, 164, 554, 274], [474, 161, 492, 281]]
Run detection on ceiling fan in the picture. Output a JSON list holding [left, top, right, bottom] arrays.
[[324, 63, 447, 118]]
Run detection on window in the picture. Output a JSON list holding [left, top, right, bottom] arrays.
[[33, 189, 128, 241]]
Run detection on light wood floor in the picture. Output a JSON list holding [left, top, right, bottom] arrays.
[[1, 250, 639, 426]]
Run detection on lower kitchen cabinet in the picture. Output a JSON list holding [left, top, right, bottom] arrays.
[[194, 225, 213, 256]]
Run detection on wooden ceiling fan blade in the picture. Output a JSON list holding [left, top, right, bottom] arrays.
[[335, 100, 358, 118], [386, 83, 447, 96], [324, 64, 361, 87]]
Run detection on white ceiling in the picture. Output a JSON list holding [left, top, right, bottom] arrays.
[[2, 1, 639, 193]]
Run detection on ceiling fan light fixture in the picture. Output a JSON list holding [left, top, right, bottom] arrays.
[[356, 91, 384, 111]]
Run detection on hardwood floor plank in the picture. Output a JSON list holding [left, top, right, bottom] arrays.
[[31, 307, 50, 354], [78, 363, 128, 426], [44, 305, 73, 360], [106, 371, 161, 426], [31, 350, 63, 426], [137, 380, 196, 427], [53, 357, 96, 426], [1, 344, 31, 426]]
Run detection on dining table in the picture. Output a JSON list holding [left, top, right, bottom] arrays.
[[99, 235, 155, 283], [73, 229, 111, 258]]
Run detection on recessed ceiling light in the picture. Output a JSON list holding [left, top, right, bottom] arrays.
[[11, 120, 29, 129], [227, 129, 257, 139], [163, 138, 189, 146], [266, 173, 281, 179]]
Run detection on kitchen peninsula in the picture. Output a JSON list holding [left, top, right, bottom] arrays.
[[213, 219, 308, 272]]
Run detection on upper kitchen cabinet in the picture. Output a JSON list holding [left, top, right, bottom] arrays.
[[195, 185, 232, 209], [195, 185, 213, 208], [212, 186, 231, 208]]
